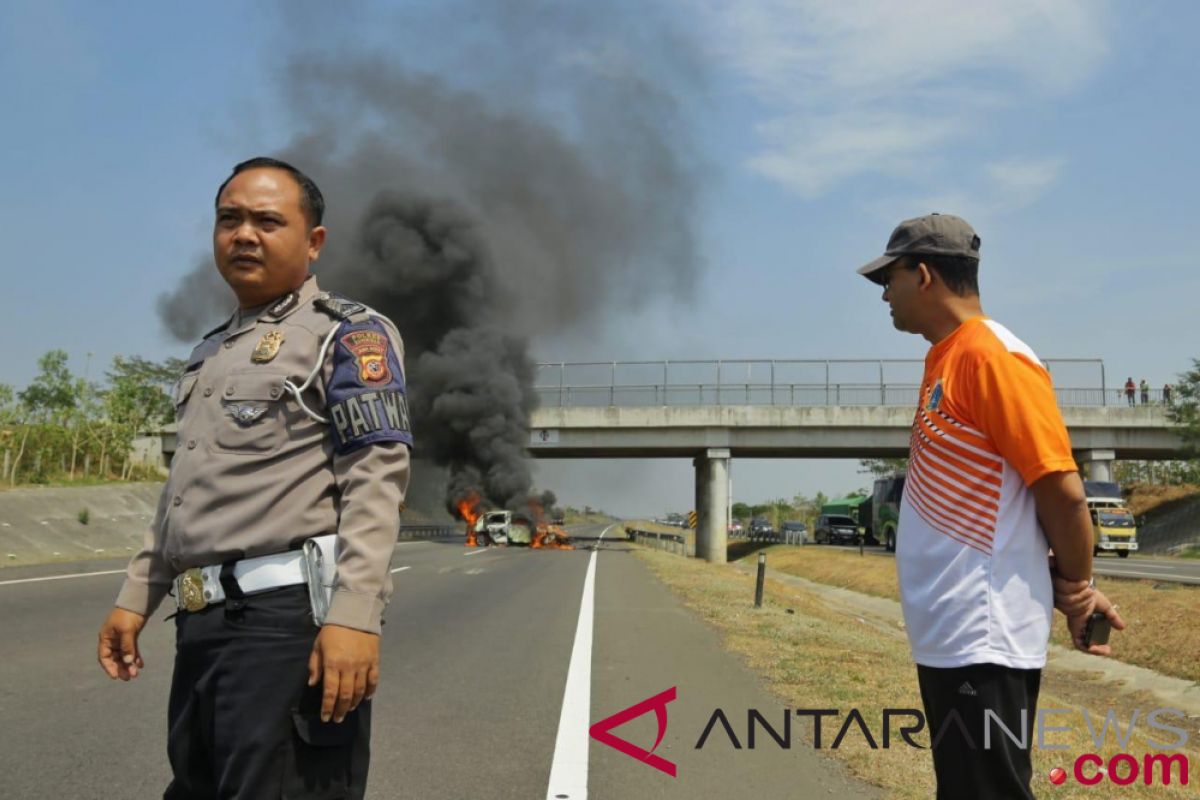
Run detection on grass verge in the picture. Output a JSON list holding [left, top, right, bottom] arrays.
[[635, 546, 1198, 799], [726, 542, 1200, 686]]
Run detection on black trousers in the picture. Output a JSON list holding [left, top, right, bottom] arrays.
[[916, 663, 1041, 800], [164, 585, 371, 800]]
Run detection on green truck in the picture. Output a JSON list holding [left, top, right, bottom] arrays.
[[869, 474, 906, 552], [819, 494, 873, 543]]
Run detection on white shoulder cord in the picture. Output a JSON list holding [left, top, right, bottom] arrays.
[[282, 310, 388, 424]]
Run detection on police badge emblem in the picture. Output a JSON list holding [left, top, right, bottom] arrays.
[[340, 329, 392, 384], [251, 330, 284, 363]]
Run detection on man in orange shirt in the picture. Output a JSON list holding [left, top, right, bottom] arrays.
[[857, 213, 1125, 799]]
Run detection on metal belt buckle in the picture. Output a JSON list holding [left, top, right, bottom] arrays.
[[179, 568, 207, 612]]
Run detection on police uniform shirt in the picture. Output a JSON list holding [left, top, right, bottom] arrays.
[[115, 275, 412, 634]]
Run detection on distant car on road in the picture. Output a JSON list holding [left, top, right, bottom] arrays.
[[729, 520, 744, 535], [780, 521, 807, 543], [814, 514, 859, 545], [749, 516, 775, 539]]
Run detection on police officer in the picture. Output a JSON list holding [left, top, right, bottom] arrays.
[[96, 157, 412, 798]]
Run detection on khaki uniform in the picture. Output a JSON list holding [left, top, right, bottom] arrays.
[[116, 274, 411, 634]]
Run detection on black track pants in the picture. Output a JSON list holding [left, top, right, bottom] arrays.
[[916, 662, 1042, 800], [163, 585, 371, 800]]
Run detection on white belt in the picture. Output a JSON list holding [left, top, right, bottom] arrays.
[[174, 535, 336, 612]]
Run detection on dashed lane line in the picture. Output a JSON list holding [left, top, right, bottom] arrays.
[[0, 569, 127, 587]]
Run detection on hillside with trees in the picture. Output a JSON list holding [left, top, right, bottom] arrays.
[[1, 351, 181, 486]]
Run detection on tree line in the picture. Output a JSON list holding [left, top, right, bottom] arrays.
[[0, 351, 182, 486], [729, 458, 905, 528]]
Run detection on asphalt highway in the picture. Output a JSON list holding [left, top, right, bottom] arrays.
[[1090, 553, 1200, 585], [0, 524, 875, 799]]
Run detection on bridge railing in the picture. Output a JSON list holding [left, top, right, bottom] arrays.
[[532, 359, 1165, 409]]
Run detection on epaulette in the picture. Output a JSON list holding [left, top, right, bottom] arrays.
[[314, 292, 369, 320]]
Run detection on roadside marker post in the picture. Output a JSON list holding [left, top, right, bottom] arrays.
[[754, 552, 766, 608]]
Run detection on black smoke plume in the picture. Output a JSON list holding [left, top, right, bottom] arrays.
[[156, 1, 705, 514]]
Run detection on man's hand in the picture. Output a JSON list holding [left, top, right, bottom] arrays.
[[97, 607, 147, 680], [1051, 570, 1092, 618], [1065, 588, 1127, 656], [308, 625, 380, 723]]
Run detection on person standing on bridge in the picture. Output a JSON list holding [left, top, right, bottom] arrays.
[[1125, 376, 1136, 406], [857, 213, 1125, 800], [96, 157, 412, 798]]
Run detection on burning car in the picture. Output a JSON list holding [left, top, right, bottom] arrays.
[[459, 493, 572, 549]]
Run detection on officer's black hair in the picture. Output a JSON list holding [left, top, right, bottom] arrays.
[[901, 254, 979, 297], [215, 157, 325, 229]]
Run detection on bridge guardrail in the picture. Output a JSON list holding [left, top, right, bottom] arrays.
[[532, 359, 1168, 408]]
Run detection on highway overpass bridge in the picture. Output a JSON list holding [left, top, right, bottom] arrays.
[[152, 358, 1184, 565], [529, 359, 1185, 563]]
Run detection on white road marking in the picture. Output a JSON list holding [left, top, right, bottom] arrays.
[[0, 569, 126, 587], [463, 548, 497, 557], [1097, 563, 1177, 572], [389, 566, 411, 574], [545, 524, 610, 800], [1096, 569, 1200, 583]]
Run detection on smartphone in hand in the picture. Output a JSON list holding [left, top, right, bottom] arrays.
[[1083, 611, 1111, 647]]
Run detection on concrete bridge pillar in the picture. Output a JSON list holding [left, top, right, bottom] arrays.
[[695, 448, 729, 564], [1078, 449, 1116, 483]]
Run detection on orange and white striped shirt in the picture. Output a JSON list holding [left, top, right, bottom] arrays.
[[898, 316, 1077, 669]]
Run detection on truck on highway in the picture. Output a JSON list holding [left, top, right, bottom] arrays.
[[821, 494, 873, 542], [870, 473, 906, 552], [1083, 480, 1138, 558]]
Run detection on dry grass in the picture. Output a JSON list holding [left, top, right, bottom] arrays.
[[636, 547, 1199, 798], [730, 543, 1200, 685], [1125, 484, 1200, 516]]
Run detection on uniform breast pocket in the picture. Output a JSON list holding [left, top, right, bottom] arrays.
[[173, 373, 199, 421], [212, 370, 288, 455]]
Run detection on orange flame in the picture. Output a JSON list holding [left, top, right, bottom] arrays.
[[532, 523, 574, 550], [458, 491, 484, 547]]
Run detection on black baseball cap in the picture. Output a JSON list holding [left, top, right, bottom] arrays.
[[857, 213, 981, 285]]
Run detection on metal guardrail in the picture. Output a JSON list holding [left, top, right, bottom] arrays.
[[728, 529, 809, 546], [626, 527, 693, 556], [398, 524, 458, 540], [532, 359, 1172, 409]]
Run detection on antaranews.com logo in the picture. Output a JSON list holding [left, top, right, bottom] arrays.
[[590, 687, 1191, 788]]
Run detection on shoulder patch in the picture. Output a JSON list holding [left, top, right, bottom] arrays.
[[340, 328, 393, 384], [315, 292, 368, 320], [326, 318, 412, 454]]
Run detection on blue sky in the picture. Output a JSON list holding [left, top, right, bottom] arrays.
[[2, 1, 1197, 515]]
